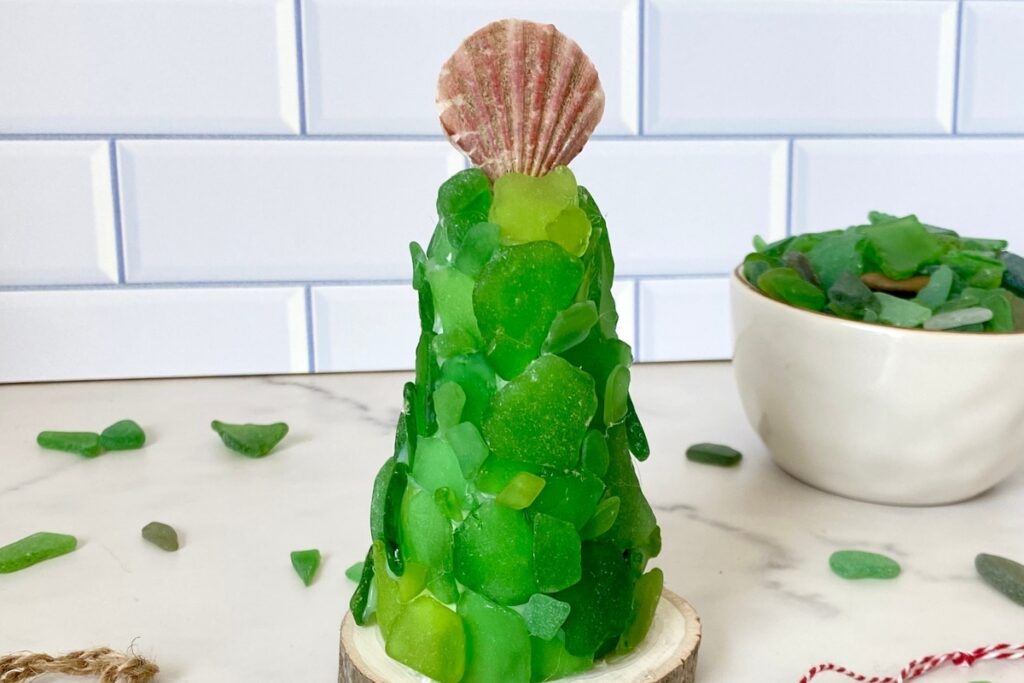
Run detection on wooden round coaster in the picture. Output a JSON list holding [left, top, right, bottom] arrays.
[[339, 589, 701, 683]]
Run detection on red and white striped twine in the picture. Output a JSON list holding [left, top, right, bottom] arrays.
[[799, 643, 1024, 683]]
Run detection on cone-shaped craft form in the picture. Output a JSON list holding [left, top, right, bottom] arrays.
[[346, 19, 689, 683]]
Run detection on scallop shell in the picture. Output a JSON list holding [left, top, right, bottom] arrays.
[[437, 18, 605, 180]]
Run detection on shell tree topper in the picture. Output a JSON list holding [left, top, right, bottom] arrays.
[[348, 18, 663, 683]]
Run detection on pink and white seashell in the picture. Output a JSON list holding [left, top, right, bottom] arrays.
[[437, 18, 605, 181]]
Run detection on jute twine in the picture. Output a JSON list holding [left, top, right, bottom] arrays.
[[0, 647, 158, 683]]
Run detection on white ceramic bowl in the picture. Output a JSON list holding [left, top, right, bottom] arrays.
[[730, 269, 1024, 505]]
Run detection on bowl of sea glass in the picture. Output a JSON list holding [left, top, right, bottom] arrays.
[[730, 213, 1024, 505]]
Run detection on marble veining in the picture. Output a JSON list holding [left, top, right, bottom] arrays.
[[0, 362, 1022, 682]]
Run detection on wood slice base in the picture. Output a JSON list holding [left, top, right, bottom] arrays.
[[339, 589, 701, 683]]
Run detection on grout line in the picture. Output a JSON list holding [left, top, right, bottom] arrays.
[[637, 0, 646, 136], [4, 132, 1024, 143], [785, 138, 795, 237], [304, 285, 316, 373], [951, 0, 965, 134], [293, 0, 309, 135], [632, 277, 642, 362], [0, 279, 411, 293], [107, 140, 126, 284], [0, 274, 726, 294]]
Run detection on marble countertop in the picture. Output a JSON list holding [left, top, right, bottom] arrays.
[[1, 362, 1022, 683]]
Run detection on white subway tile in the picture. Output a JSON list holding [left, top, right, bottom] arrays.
[[611, 279, 636, 352], [312, 278, 635, 372], [792, 139, 1024, 250], [0, 288, 308, 383], [304, 0, 638, 135], [646, 0, 958, 134], [0, 0, 299, 134], [571, 139, 788, 276], [312, 285, 419, 372], [0, 142, 117, 286], [119, 141, 464, 283], [958, 1, 1024, 133], [637, 278, 732, 362]]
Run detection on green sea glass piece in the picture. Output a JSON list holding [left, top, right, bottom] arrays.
[[914, 265, 954, 310], [445, 422, 489, 478], [489, 166, 579, 245], [386, 594, 467, 683], [603, 365, 630, 427], [546, 206, 592, 257], [370, 457, 407, 576], [290, 548, 321, 586], [603, 426, 659, 553], [345, 560, 364, 582], [531, 634, 593, 682], [440, 354, 495, 427], [1001, 251, 1024, 296], [873, 292, 932, 328], [211, 420, 288, 458], [827, 271, 874, 319], [368, 542, 402, 637], [975, 553, 1024, 607], [400, 488, 456, 603], [412, 437, 467, 499], [807, 229, 864, 291], [981, 290, 1014, 332], [435, 487, 464, 522], [523, 593, 572, 641], [743, 253, 774, 285], [862, 216, 944, 279], [428, 265, 482, 344], [783, 250, 820, 286], [542, 301, 599, 355], [923, 307, 993, 331], [100, 419, 146, 450], [0, 532, 77, 573], [36, 431, 102, 457], [474, 242, 584, 378], [533, 513, 582, 593], [438, 168, 492, 249], [141, 521, 179, 552], [458, 590, 531, 683], [624, 397, 650, 462], [454, 501, 537, 604], [530, 471, 605, 531], [757, 267, 826, 311], [829, 550, 901, 580], [475, 457, 539, 496], [618, 568, 664, 654], [944, 250, 1005, 289], [433, 382, 467, 430], [580, 496, 620, 541], [554, 541, 635, 656], [686, 443, 742, 467], [496, 472, 547, 510], [349, 546, 374, 625], [455, 222, 501, 278], [483, 355, 597, 469], [580, 430, 610, 477]]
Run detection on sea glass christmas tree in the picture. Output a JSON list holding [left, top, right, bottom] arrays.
[[347, 19, 665, 683]]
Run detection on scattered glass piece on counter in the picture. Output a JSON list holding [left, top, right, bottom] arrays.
[[829, 550, 901, 580], [211, 420, 288, 458], [686, 443, 743, 467]]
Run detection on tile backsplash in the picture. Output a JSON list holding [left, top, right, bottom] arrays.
[[1, 0, 1022, 382]]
